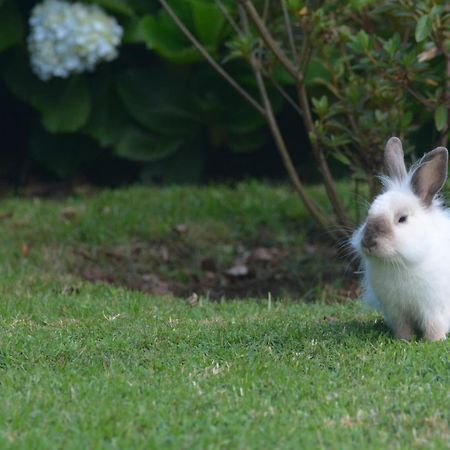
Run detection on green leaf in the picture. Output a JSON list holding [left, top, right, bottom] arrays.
[[0, 0, 23, 52], [434, 105, 447, 132], [430, 5, 444, 19], [400, 111, 413, 129], [312, 96, 329, 117], [1, 50, 91, 133], [349, 31, 370, 53], [122, 17, 146, 44], [140, 13, 202, 64], [271, 65, 296, 85], [116, 127, 183, 162], [374, 110, 388, 123], [140, 137, 205, 183], [345, 84, 363, 107], [415, 15, 432, 42], [33, 77, 91, 133], [308, 131, 318, 145], [116, 68, 201, 136], [304, 57, 332, 86], [87, 0, 135, 16], [332, 152, 352, 166], [84, 71, 130, 147], [382, 33, 401, 58], [140, 1, 228, 62], [358, 30, 370, 50], [225, 104, 266, 134], [190, 0, 227, 49], [287, 0, 302, 9]]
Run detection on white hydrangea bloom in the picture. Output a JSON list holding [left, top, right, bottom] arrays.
[[28, 0, 123, 80]]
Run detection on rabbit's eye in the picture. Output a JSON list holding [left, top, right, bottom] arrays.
[[398, 215, 408, 224]]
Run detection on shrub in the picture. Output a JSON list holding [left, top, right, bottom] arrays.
[[158, 0, 449, 231], [0, 0, 277, 181], [0, 0, 448, 234]]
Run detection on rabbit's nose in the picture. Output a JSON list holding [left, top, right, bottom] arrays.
[[362, 233, 377, 251], [362, 216, 391, 252]]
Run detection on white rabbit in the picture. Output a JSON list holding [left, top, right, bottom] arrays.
[[352, 136, 450, 341]]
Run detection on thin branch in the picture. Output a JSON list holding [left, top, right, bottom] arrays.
[[161, 0, 350, 231], [238, 3, 250, 30], [296, 84, 352, 226], [217, 3, 304, 127], [266, 72, 304, 116], [158, 0, 265, 116], [215, 0, 295, 118], [263, 0, 270, 23], [406, 86, 434, 110], [213, 0, 242, 36], [240, 0, 351, 227], [239, 0, 302, 84], [238, 4, 333, 231], [299, 32, 310, 73], [252, 58, 333, 230], [441, 53, 450, 147], [280, 0, 298, 61], [439, 124, 449, 147]]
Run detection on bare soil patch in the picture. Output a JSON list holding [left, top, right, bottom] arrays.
[[71, 227, 357, 300]]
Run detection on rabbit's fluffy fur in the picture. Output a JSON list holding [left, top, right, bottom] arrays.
[[352, 137, 450, 341]]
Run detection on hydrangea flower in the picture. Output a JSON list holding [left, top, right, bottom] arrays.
[[28, 0, 123, 81]]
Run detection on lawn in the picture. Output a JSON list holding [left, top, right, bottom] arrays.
[[0, 183, 448, 449]]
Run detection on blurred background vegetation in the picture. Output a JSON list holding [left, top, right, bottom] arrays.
[[0, 0, 448, 228]]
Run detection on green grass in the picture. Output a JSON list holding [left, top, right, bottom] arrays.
[[0, 181, 313, 266], [0, 182, 448, 449], [0, 181, 353, 299]]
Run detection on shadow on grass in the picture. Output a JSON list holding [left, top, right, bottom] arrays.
[[186, 316, 393, 358], [317, 317, 391, 341]]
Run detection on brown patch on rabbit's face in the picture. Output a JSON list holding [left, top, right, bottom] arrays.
[[361, 216, 393, 255]]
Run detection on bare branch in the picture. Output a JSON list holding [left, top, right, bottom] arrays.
[[238, 3, 250, 30], [406, 87, 434, 110], [237, 4, 334, 231], [266, 72, 303, 116], [441, 53, 450, 146], [252, 58, 332, 230], [263, 0, 270, 23], [296, 87, 352, 226], [213, 0, 242, 36], [239, 0, 302, 84], [240, 0, 351, 226], [161, 0, 350, 231], [158, 0, 265, 116], [280, 0, 298, 61], [299, 32, 311, 73]]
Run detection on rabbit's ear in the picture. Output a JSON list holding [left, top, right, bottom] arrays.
[[411, 147, 448, 206], [384, 137, 407, 180]]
